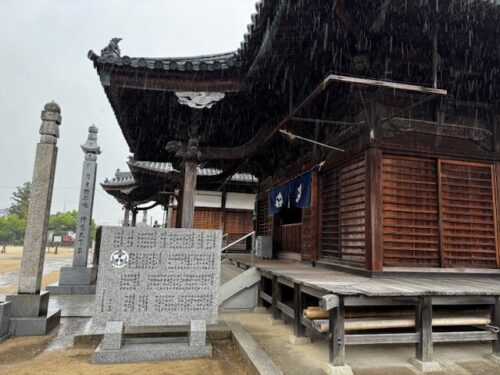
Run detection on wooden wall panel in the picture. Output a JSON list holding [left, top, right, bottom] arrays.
[[301, 208, 312, 259], [340, 159, 366, 264], [225, 210, 254, 244], [321, 167, 340, 260], [382, 157, 440, 267], [439, 161, 498, 267], [193, 209, 221, 230], [256, 195, 271, 236]]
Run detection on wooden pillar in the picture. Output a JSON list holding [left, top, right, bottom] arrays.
[[493, 296, 500, 355], [180, 160, 197, 229], [329, 297, 346, 366], [256, 278, 264, 307], [494, 162, 500, 269], [310, 172, 319, 263], [166, 195, 174, 228], [131, 209, 137, 227], [272, 275, 282, 320], [365, 148, 384, 272], [293, 283, 305, 337], [416, 296, 433, 362], [220, 188, 227, 236]]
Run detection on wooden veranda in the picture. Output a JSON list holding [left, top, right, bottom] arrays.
[[228, 254, 500, 369]]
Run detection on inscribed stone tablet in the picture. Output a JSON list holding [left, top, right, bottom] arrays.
[[93, 227, 222, 327]]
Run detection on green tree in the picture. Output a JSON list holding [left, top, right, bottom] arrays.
[[48, 210, 97, 240], [0, 214, 26, 242], [8, 182, 31, 220], [49, 210, 78, 235]]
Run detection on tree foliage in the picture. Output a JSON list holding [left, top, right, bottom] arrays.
[[0, 215, 25, 242], [8, 182, 31, 220], [0, 183, 98, 243], [49, 210, 78, 235]]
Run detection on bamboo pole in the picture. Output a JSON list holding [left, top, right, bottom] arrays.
[[312, 315, 492, 333]]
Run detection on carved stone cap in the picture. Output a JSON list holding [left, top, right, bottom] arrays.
[[81, 124, 101, 155], [39, 101, 61, 144]]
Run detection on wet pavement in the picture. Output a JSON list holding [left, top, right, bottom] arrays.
[[0, 258, 71, 289]]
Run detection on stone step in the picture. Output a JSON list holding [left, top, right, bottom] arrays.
[[9, 308, 61, 336]]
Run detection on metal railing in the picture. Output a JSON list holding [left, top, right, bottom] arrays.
[[220, 231, 256, 266]]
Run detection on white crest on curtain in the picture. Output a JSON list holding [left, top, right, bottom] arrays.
[[175, 92, 225, 109]]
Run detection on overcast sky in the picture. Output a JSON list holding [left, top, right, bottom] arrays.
[[0, 0, 255, 225]]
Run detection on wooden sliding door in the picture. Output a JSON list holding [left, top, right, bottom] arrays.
[[381, 155, 499, 268]]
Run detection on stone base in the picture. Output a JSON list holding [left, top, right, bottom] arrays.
[[46, 284, 96, 295], [0, 332, 11, 342], [6, 291, 49, 317], [485, 353, 500, 365], [93, 337, 212, 364], [289, 335, 311, 345], [269, 318, 285, 326], [59, 266, 97, 285], [253, 307, 267, 314], [409, 358, 442, 373], [0, 301, 11, 338], [9, 309, 61, 336], [322, 362, 353, 375]]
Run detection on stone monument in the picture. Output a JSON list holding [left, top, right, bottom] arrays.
[[92, 226, 221, 364], [48, 125, 101, 295], [6, 102, 62, 336]]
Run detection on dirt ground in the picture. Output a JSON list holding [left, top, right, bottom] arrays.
[[0, 246, 73, 294], [0, 335, 251, 375]]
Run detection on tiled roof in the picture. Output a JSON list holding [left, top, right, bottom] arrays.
[[101, 170, 136, 187], [104, 161, 258, 186], [87, 50, 241, 72], [88, 0, 272, 73]]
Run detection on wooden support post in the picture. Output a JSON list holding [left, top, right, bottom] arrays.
[[365, 148, 384, 272], [329, 297, 346, 366], [310, 172, 319, 263], [416, 296, 433, 362], [294, 283, 306, 337], [180, 160, 197, 229], [131, 209, 137, 227], [166, 195, 174, 228], [272, 275, 282, 320], [493, 296, 500, 355], [220, 188, 227, 239], [257, 278, 264, 307]]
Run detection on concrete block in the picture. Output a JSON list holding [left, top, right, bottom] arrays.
[[6, 291, 49, 317], [218, 267, 260, 305], [226, 321, 283, 375], [46, 284, 96, 295], [102, 321, 124, 350], [288, 335, 311, 346], [59, 266, 97, 285], [0, 301, 11, 340], [9, 309, 61, 336], [189, 320, 206, 347], [409, 358, 442, 373], [223, 285, 258, 310], [93, 338, 212, 364], [322, 363, 353, 375]]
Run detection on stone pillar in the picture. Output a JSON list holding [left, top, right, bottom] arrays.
[[48, 125, 100, 295], [6, 102, 62, 336], [123, 207, 130, 226]]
